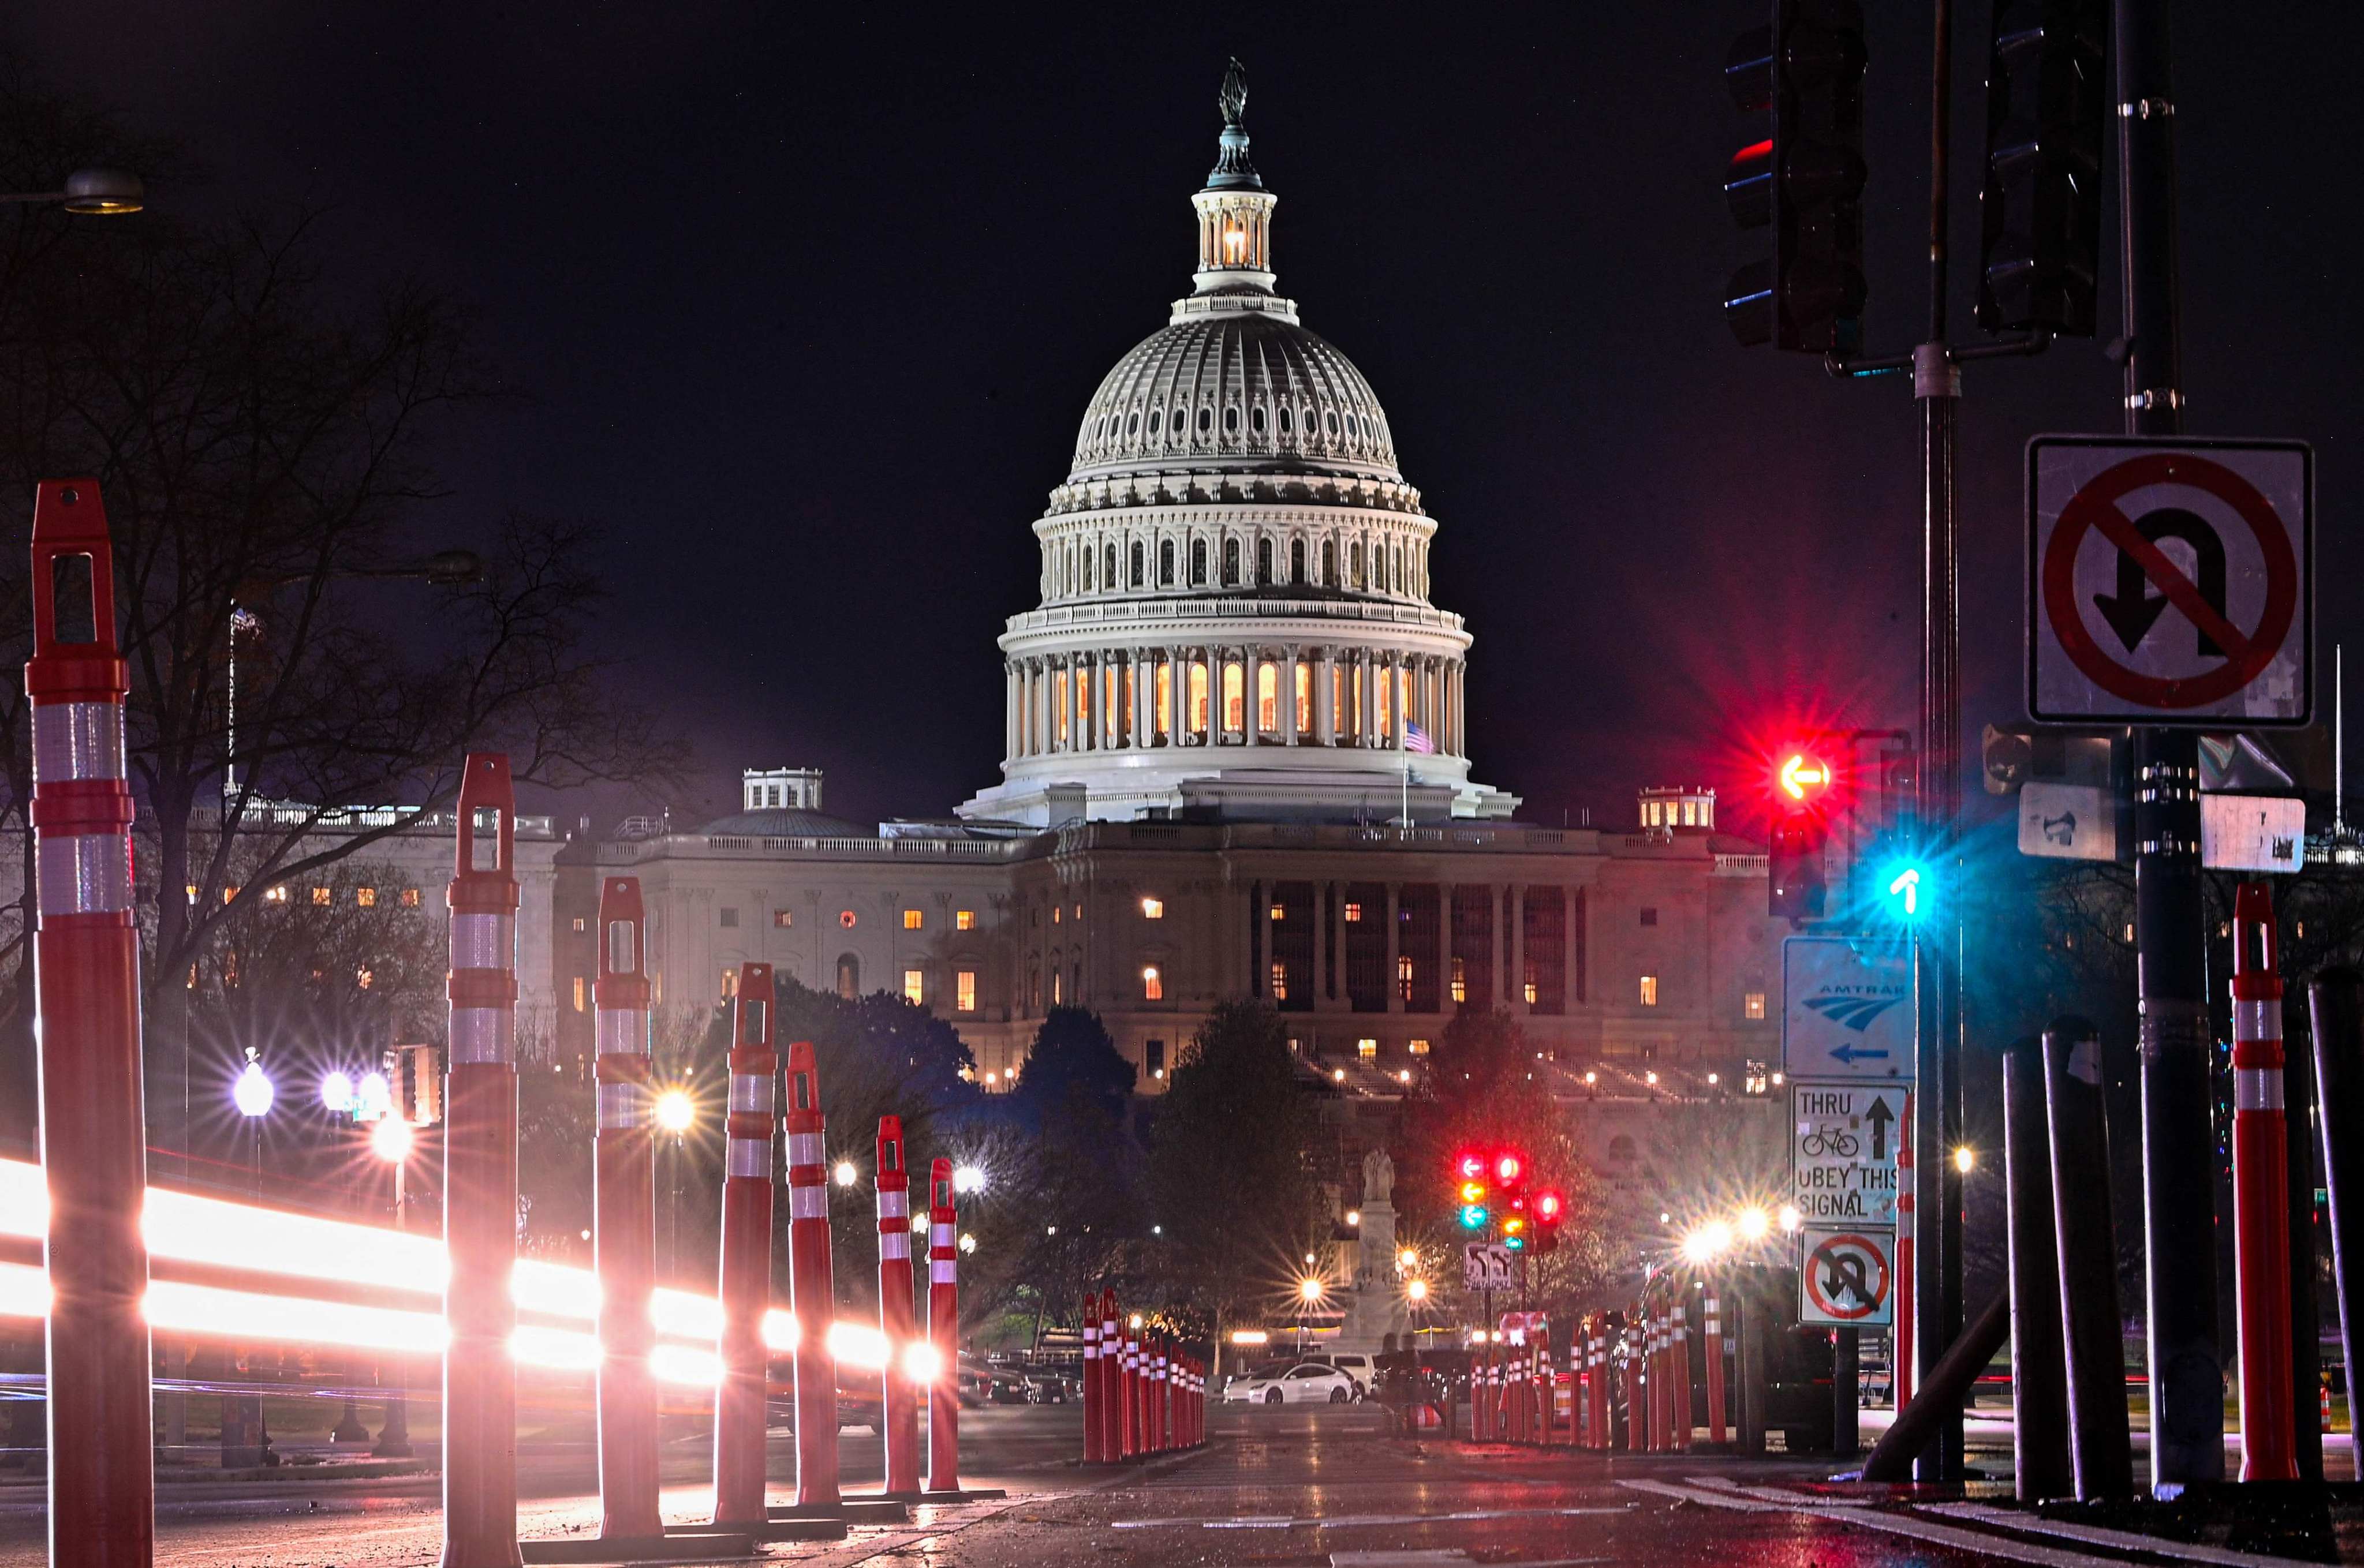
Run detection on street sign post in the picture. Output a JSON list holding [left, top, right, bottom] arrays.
[[2028, 436, 2312, 727], [1463, 1244, 1513, 1293], [1792, 1083, 1906, 1227], [2017, 781, 2116, 862], [1800, 1229, 1895, 1327], [2200, 793, 2305, 874], [1782, 937, 1914, 1083]]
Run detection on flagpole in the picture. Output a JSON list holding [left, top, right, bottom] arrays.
[[1399, 682, 1410, 829]]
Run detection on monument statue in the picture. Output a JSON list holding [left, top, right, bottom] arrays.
[[1361, 1147, 1394, 1208], [1219, 57, 1249, 129]]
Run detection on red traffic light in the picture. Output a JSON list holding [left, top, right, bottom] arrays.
[[1493, 1152, 1523, 1185], [1534, 1191, 1563, 1221], [1454, 1150, 1486, 1181], [1777, 749, 1833, 803]]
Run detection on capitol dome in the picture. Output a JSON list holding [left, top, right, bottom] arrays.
[[957, 62, 1517, 829]]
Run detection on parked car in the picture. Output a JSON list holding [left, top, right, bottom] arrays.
[[1222, 1361, 1360, 1405], [1313, 1352, 1376, 1394], [1025, 1372, 1077, 1405]]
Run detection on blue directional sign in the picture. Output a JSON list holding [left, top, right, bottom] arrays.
[[1782, 937, 1914, 1084]]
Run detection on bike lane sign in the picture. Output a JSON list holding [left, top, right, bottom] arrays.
[[1792, 1083, 1906, 1227]]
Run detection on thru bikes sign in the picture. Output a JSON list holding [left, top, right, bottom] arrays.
[[1791, 1084, 1906, 1226]]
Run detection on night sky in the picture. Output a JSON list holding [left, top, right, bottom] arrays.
[[12, 5, 2358, 836]]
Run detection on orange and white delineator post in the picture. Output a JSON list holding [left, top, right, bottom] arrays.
[[2231, 882, 2299, 1482], [1100, 1294, 1122, 1462], [592, 877, 660, 1542], [785, 1041, 840, 1508], [1120, 1321, 1139, 1459], [1895, 1097, 1915, 1410], [1702, 1274, 1728, 1446], [1155, 1335, 1171, 1451], [924, 1157, 962, 1493], [876, 1118, 922, 1496], [28, 480, 155, 1568], [1081, 1296, 1102, 1463], [1620, 1318, 1644, 1451], [712, 963, 778, 1529], [443, 753, 525, 1568], [1671, 1297, 1691, 1451]]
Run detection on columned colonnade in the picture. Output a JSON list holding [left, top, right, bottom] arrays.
[[1004, 644, 1466, 761]]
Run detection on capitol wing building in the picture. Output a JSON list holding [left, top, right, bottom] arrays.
[[548, 84, 1793, 1104]]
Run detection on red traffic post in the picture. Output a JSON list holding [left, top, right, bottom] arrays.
[[1081, 1296, 1103, 1464], [784, 1040, 839, 1508], [1099, 1293, 1121, 1462], [924, 1157, 961, 1493], [28, 480, 154, 1568], [1155, 1335, 1171, 1451], [1671, 1299, 1691, 1452], [1119, 1319, 1138, 1459], [444, 753, 524, 1568], [712, 963, 778, 1529], [2231, 882, 2299, 1482], [1703, 1275, 1728, 1446], [592, 877, 661, 1542], [1620, 1319, 1644, 1451], [877, 1119, 923, 1496]]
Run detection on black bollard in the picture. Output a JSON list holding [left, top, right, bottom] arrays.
[[2045, 1016, 2134, 1499], [2004, 1035, 2073, 1501], [1736, 1281, 1766, 1458], [1833, 1328, 1860, 1458], [2309, 969, 2364, 1481]]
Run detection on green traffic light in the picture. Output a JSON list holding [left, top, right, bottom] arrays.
[[1458, 1203, 1488, 1229], [1878, 856, 1930, 922]]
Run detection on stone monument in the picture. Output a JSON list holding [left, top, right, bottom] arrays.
[[1334, 1148, 1410, 1353]]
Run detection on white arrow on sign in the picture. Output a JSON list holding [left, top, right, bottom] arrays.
[[2018, 781, 2116, 862]]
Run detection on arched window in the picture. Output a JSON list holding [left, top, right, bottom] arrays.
[[1223, 406, 1239, 435], [1190, 539, 1208, 586], [1256, 538, 1273, 586], [1082, 548, 1093, 591], [1131, 541, 1145, 587], [1608, 1135, 1636, 1164], [1222, 660, 1244, 734], [1375, 548, 1387, 593], [1252, 405, 1268, 435], [1160, 539, 1175, 586], [1127, 410, 1140, 435], [836, 953, 861, 1000], [1279, 405, 1294, 435], [1351, 541, 1364, 589], [1321, 538, 1336, 585], [1104, 543, 1116, 590], [1290, 538, 1305, 584], [1222, 538, 1240, 586], [1325, 410, 1339, 436], [1257, 663, 1278, 734], [1197, 406, 1213, 434]]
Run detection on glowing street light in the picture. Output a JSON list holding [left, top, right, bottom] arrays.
[[1345, 1210, 1361, 1228], [320, 1071, 355, 1116], [951, 1164, 985, 1195], [1398, 1247, 1418, 1270], [1953, 1145, 1976, 1174], [1737, 1206, 1772, 1242], [654, 1089, 694, 1135], [1777, 1204, 1802, 1233], [370, 1115, 414, 1165], [958, 1233, 977, 1255], [1406, 1278, 1429, 1303], [1298, 1277, 1324, 1303], [233, 1051, 275, 1119], [1682, 1220, 1735, 1264], [833, 1159, 858, 1188]]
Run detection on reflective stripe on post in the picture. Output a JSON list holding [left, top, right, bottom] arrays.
[[2231, 883, 2299, 1482], [925, 1159, 961, 1493], [712, 964, 778, 1528], [592, 877, 659, 1541], [28, 480, 154, 1568], [786, 1041, 840, 1507], [877, 1118, 921, 1496], [444, 753, 524, 1568]]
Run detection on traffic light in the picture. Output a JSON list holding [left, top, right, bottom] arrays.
[[1768, 742, 1836, 923], [1875, 848, 1933, 924], [1723, 0, 1870, 353], [1502, 1208, 1527, 1251], [1532, 1189, 1564, 1255], [1977, 1, 2106, 335], [1458, 1202, 1489, 1230], [1452, 1149, 1488, 1229], [1492, 1151, 1525, 1192]]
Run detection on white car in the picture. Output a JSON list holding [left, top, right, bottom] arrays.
[[1223, 1362, 1360, 1405]]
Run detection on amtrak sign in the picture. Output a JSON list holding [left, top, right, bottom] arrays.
[[1782, 937, 1914, 1083]]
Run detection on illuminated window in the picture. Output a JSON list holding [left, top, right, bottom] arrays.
[[1223, 661, 1243, 734], [774, 910, 794, 929], [1074, 903, 1083, 920], [957, 970, 977, 1012], [1257, 663, 1278, 732], [573, 976, 586, 1013], [1744, 991, 1767, 1020], [1269, 903, 1285, 922], [356, 967, 374, 990], [1451, 956, 1466, 1004], [1146, 1038, 1166, 1075], [839, 910, 857, 929], [399, 888, 419, 908], [835, 955, 858, 999], [1357, 1038, 1377, 1060], [1343, 902, 1364, 923], [1524, 972, 1538, 1005], [1142, 966, 1163, 1001], [1640, 907, 1657, 927], [356, 888, 376, 908], [1409, 1038, 1431, 1056], [1640, 975, 1659, 1006], [1056, 669, 1069, 743], [1155, 660, 1172, 735], [955, 909, 976, 931], [1052, 905, 1062, 925], [721, 968, 740, 999], [1375, 662, 1392, 741], [185, 883, 199, 904], [903, 968, 924, 1005], [1189, 660, 1209, 735], [1398, 954, 1414, 1000], [1141, 897, 1164, 919], [1269, 961, 1287, 1001], [1052, 970, 1064, 1005], [264, 885, 288, 904], [903, 909, 923, 930], [571, 917, 587, 934], [1295, 661, 1313, 733], [719, 907, 738, 928]]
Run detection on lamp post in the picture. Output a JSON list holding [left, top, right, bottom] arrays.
[[371, 1116, 415, 1457], [655, 1088, 694, 1278], [233, 1047, 274, 1196]]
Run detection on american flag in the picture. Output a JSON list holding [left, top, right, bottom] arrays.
[[1403, 721, 1436, 754]]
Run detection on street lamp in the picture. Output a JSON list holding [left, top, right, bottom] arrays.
[[833, 1159, 858, 1188], [233, 1049, 273, 1197], [655, 1089, 694, 1134], [1406, 1278, 1429, 1303], [653, 1088, 693, 1278], [958, 1233, 976, 1255], [368, 1114, 415, 1456], [1736, 1206, 1772, 1243], [952, 1163, 985, 1195], [1, 169, 144, 215], [320, 1071, 355, 1116]]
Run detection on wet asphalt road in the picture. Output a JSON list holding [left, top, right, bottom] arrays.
[[11, 1401, 2364, 1565]]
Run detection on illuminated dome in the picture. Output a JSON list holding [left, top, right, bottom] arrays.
[[958, 62, 1517, 828]]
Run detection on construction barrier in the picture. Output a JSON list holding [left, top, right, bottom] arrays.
[[592, 877, 661, 1541], [877, 1118, 921, 1496], [713, 963, 778, 1529], [785, 1040, 841, 1507], [2230, 882, 2299, 1482], [29, 479, 155, 1568], [925, 1158, 961, 1492]]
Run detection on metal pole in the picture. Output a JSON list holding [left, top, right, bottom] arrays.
[[592, 877, 659, 1541], [2307, 968, 2364, 1480], [712, 963, 778, 1529], [375, 1157, 413, 1458], [2115, 0, 2223, 1489], [2003, 1036, 2072, 1502], [1833, 1327, 1859, 1458], [2044, 1016, 2135, 1500], [29, 479, 155, 1568], [442, 753, 524, 1568]]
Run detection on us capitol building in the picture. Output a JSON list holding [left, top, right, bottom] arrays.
[[541, 74, 1789, 1103]]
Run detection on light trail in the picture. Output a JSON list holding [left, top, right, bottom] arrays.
[[0, 1156, 933, 1382]]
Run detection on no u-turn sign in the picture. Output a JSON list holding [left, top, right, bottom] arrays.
[[2028, 436, 2311, 726]]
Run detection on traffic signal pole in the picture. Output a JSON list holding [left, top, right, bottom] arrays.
[[2115, 0, 2224, 1489]]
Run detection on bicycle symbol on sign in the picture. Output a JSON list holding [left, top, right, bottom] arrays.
[[1799, 1129, 1861, 1159]]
